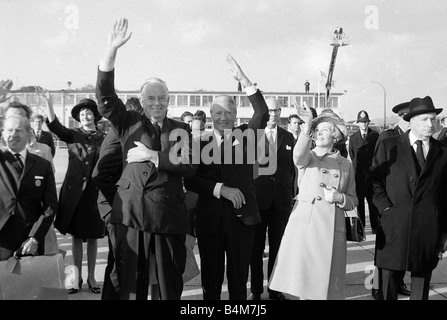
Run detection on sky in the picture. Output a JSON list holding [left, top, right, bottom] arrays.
[[1, 0, 447, 122]]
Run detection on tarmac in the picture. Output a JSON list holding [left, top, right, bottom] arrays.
[[51, 148, 447, 301]]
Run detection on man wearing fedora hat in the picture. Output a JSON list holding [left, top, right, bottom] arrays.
[[371, 101, 411, 300], [349, 110, 380, 234], [370, 96, 447, 300]]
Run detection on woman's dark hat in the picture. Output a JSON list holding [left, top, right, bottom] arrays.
[[71, 98, 102, 123], [403, 96, 442, 121]]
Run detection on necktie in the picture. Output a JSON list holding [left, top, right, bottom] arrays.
[[415, 140, 425, 169], [267, 130, 275, 145], [153, 122, 161, 137], [362, 133, 366, 140], [37, 131, 41, 140], [14, 153, 24, 174]]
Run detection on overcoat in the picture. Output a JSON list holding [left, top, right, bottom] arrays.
[[369, 131, 447, 273], [47, 118, 106, 236], [269, 134, 357, 300], [348, 127, 379, 196]]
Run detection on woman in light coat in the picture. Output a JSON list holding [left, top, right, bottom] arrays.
[[269, 104, 358, 300]]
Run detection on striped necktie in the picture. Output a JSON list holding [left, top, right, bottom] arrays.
[[14, 153, 24, 174]]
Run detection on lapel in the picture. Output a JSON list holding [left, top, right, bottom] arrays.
[[22, 151, 36, 180], [276, 127, 284, 150], [160, 117, 171, 152], [0, 151, 18, 194], [397, 132, 419, 178], [3, 151, 21, 189], [421, 137, 440, 177]]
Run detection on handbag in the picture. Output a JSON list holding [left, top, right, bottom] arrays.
[[0, 252, 67, 300], [345, 209, 365, 242]]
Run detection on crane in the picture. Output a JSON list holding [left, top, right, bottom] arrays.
[[325, 27, 348, 108]]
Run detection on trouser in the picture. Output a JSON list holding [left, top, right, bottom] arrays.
[[198, 207, 255, 300], [111, 223, 186, 300], [382, 269, 431, 300], [250, 205, 290, 295], [101, 222, 119, 300], [357, 192, 379, 232]]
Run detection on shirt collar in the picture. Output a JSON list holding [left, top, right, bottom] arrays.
[[409, 130, 429, 148], [265, 126, 278, 135], [9, 148, 27, 161]]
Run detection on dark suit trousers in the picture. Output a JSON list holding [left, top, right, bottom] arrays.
[[382, 269, 432, 300], [110, 223, 186, 300], [197, 205, 255, 300], [101, 223, 119, 300], [250, 204, 290, 295], [357, 192, 379, 231]]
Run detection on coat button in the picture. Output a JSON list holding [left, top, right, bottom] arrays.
[[85, 161, 89, 165], [319, 183, 325, 187], [83, 177, 87, 181], [316, 196, 322, 201], [409, 177, 413, 182], [143, 172, 148, 176], [321, 169, 327, 173], [88, 147, 93, 151], [334, 174, 339, 178]]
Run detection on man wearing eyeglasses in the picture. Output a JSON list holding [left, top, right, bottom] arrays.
[[249, 98, 295, 300]]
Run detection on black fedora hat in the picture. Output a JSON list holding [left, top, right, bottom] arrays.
[[403, 96, 442, 121], [391, 102, 410, 116], [71, 98, 102, 123]]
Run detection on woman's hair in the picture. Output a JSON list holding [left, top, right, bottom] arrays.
[[313, 122, 344, 144], [180, 111, 194, 122]]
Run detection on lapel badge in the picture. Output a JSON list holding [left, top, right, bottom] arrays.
[[35, 176, 43, 187], [286, 145, 292, 150]]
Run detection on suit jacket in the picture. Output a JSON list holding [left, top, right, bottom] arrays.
[[96, 68, 196, 235], [369, 131, 447, 273], [0, 150, 57, 253], [37, 130, 56, 158], [254, 126, 295, 211], [184, 90, 268, 235], [348, 127, 379, 196], [92, 128, 123, 224]]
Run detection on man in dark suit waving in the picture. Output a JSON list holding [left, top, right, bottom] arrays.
[[370, 96, 447, 300], [184, 54, 268, 300], [96, 18, 196, 300], [249, 97, 295, 300]]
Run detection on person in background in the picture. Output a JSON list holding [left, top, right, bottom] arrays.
[[304, 80, 310, 93], [433, 115, 447, 143], [193, 110, 207, 131], [288, 114, 304, 144], [249, 97, 295, 300], [0, 115, 57, 260], [28, 128, 55, 173], [184, 54, 268, 300], [269, 103, 358, 300], [180, 111, 194, 128], [36, 86, 106, 295], [96, 18, 196, 300], [369, 96, 447, 300], [33, 114, 56, 158], [371, 101, 411, 300], [348, 110, 379, 234]]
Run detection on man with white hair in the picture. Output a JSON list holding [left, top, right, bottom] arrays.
[[96, 18, 196, 300], [184, 55, 268, 300]]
